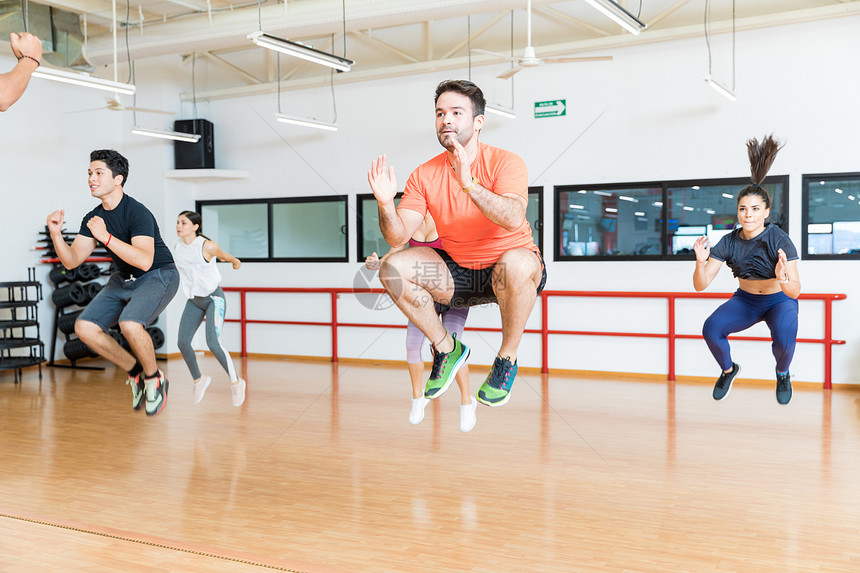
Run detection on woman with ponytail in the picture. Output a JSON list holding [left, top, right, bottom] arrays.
[[692, 135, 801, 404], [174, 211, 246, 407]]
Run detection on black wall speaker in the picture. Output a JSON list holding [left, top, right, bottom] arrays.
[[174, 119, 215, 169]]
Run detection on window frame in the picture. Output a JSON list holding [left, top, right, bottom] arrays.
[[801, 172, 860, 260], [554, 175, 789, 261], [528, 186, 544, 255], [196, 195, 349, 263]]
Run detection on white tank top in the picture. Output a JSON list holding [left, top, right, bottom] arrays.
[[174, 235, 222, 299]]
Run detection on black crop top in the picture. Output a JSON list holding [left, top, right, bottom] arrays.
[[709, 224, 798, 280]]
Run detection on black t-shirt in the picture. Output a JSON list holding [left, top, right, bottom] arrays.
[[78, 193, 174, 277], [709, 224, 798, 280]]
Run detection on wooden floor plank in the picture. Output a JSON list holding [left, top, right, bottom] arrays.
[[1, 357, 859, 572]]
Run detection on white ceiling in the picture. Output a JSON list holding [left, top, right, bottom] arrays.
[[28, 0, 860, 100]]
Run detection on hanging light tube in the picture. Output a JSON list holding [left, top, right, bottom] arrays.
[[485, 104, 516, 119], [248, 31, 354, 72], [275, 113, 338, 132], [131, 126, 202, 143], [582, 0, 646, 35], [705, 76, 736, 102], [32, 67, 136, 95]]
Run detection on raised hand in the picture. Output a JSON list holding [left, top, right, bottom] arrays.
[[9, 32, 42, 62], [46, 209, 65, 236], [693, 235, 711, 263], [367, 155, 398, 205], [86, 215, 109, 245], [775, 248, 788, 281], [365, 252, 380, 271], [448, 137, 473, 189]]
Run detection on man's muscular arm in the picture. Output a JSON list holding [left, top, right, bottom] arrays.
[[86, 215, 155, 271], [464, 184, 527, 231], [450, 138, 526, 231]]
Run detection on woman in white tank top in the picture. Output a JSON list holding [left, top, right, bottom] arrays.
[[174, 211, 246, 407]]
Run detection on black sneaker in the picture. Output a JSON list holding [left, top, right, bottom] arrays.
[[144, 370, 169, 416], [776, 369, 792, 405], [127, 374, 145, 411], [712, 363, 740, 401]]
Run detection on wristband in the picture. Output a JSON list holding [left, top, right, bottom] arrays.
[[461, 176, 478, 193], [18, 54, 40, 67], [106, 234, 112, 247]]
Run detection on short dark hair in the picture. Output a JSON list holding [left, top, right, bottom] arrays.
[[90, 149, 129, 186], [434, 80, 486, 117]]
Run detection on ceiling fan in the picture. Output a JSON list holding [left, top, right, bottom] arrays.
[[473, 0, 613, 79], [69, 95, 175, 115]]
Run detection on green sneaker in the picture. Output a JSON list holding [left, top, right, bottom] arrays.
[[424, 334, 470, 399], [477, 355, 518, 407]]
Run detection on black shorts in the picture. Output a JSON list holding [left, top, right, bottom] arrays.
[[433, 248, 547, 308]]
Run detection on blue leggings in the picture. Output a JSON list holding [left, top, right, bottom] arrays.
[[702, 289, 798, 372]]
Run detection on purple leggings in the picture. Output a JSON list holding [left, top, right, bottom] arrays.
[[405, 306, 469, 363]]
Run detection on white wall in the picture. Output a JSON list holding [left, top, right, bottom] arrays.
[[3, 14, 859, 383]]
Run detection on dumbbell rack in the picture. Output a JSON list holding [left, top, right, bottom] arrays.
[[0, 268, 45, 384], [40, 227, 111, 370]]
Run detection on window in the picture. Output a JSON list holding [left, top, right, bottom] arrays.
[[357, 190, 545, 259], [803, 173, 860, 258], [527, 187, 543, 254], [356, 193, 401, 261], [555, 176, 788, 260], [197, 196, 348, 262]]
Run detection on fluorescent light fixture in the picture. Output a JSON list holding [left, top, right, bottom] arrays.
[[683, 206, 694, 211], [722, 193, 734, 199], [276, 113, 338, 132], [705, 209, 716, 215], [131, 126, 201, 143], [578, 190, 587, 194], [618, 195, 638, 203], [569, 204, 585, 210], [705, 76, 736, 102], [593, 191, 612, 196], [653, 201, 663, 207], [248, 31, 354, 72], [32, 67, 136, 95], [692, 185, 700, 190], [634, 211, 645, 216], [605, 207, 617, 213], [485, 104, 516, 119], [583, 0, 646, 35], [835, 188, 843, 194]]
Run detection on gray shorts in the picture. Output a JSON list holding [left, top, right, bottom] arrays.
[[77, 265, 180, 332]]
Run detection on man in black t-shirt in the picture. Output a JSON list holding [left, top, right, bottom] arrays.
[[46, 150, 179, 416]]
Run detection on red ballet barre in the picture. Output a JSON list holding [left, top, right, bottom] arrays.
[[221, 288, 846, 389]]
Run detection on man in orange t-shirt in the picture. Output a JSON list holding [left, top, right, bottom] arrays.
[[367, 79, 546, 409]]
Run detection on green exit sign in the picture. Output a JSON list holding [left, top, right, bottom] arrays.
[[534, 99, 566, 118]]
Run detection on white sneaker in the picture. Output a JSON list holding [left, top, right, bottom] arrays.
[[460, 398, 477, 433], [409, 396, 429, 425], [192, 375, 211, 405], [231, 378, 246, 407]]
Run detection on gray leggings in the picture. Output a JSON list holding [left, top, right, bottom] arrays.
[[177, 287, 238, 382]]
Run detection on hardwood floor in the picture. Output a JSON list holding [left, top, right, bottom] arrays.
[[2, 356, 859, 572]]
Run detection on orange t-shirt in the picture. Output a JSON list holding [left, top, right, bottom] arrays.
[[398, 142, 538, 270]]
